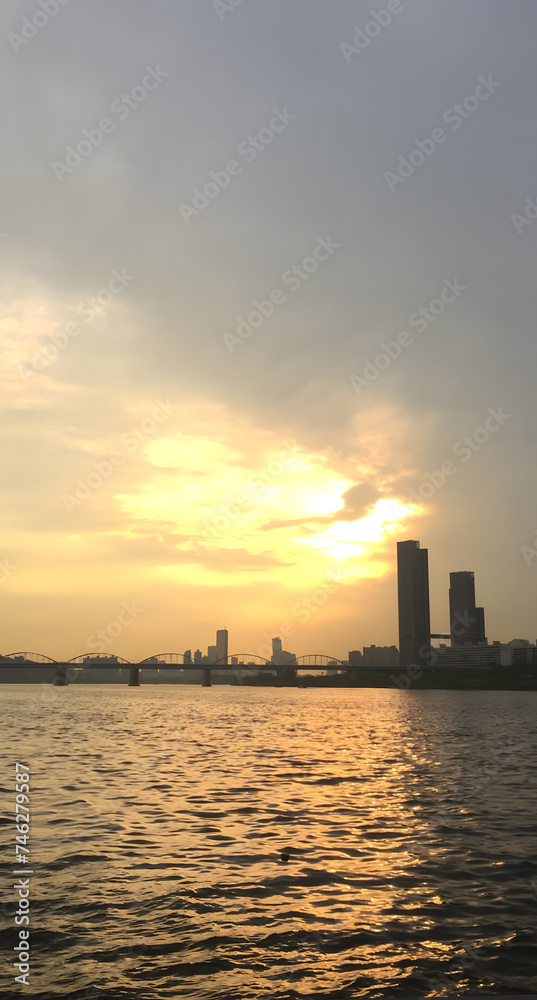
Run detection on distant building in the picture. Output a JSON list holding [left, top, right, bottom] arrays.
[[510, 644, 537, 665], [271, 637, 296, 667], [207, 645, 217, 663], [216, 628, 228, 664], [431, 642, 537, 668], [82, 654, 118, 663], [510, 645, 537, 665], [348, 650, 364, 665], [397, 540, 431, 666], [183, 649, 192, 663], [193, 649, 202, 664], [449, 571, 486, 646], [282, 652, 297, 666], [363, 645, 399, 667]]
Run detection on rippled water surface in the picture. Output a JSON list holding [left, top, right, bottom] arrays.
[[1, 685, 537, 999]]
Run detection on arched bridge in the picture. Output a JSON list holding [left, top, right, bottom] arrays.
[[0, 651, 348, 687]]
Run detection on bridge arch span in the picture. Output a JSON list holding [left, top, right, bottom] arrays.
[[284, 654, 346, 667], [2, 651, 57, 663], [68, 653, 133, 665], [140, 652, 193, 666], [214, 654, 273, 668]]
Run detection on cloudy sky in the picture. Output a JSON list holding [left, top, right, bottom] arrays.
[[1, 0, 536, 662]]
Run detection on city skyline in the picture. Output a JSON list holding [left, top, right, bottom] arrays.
[[2, 540, 535, 664]]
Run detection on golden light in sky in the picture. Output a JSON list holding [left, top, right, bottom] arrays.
[[1, 322, 423, 654], [112, 427, 420, 594]]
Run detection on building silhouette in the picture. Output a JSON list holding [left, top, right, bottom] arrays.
[[397, 539, 431, 666], [363, 644, 399, 667], [449, 572, 486, 646], [270, 636, 296, 667], [216, 628, 228, 664]]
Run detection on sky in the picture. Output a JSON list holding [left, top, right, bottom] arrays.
[[1, 0, 536, 662]]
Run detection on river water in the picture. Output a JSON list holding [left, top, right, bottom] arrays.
[[1, 684, 536, 999]]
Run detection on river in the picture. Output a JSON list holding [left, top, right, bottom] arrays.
[[1, 684, 536, 998]]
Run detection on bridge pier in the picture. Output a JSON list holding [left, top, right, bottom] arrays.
[[202, 667, 212, 687], [53, 664, 68, 686], [128, 667, 140, 687], [276, 667, 284, 687]]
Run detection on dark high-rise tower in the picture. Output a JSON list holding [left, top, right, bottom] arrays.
[[397, 540, 431, 666], [449, 572, 486, 646], [216, 628, 228, 664]]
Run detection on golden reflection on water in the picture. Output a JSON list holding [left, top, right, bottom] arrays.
[[1, 685, 536, 997]]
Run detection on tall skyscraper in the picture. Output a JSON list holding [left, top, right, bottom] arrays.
[[397, 540, 431, 666], [272, 637, 282, 658], [216, 628, 228, 664], [449, 572, 486, 646]]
